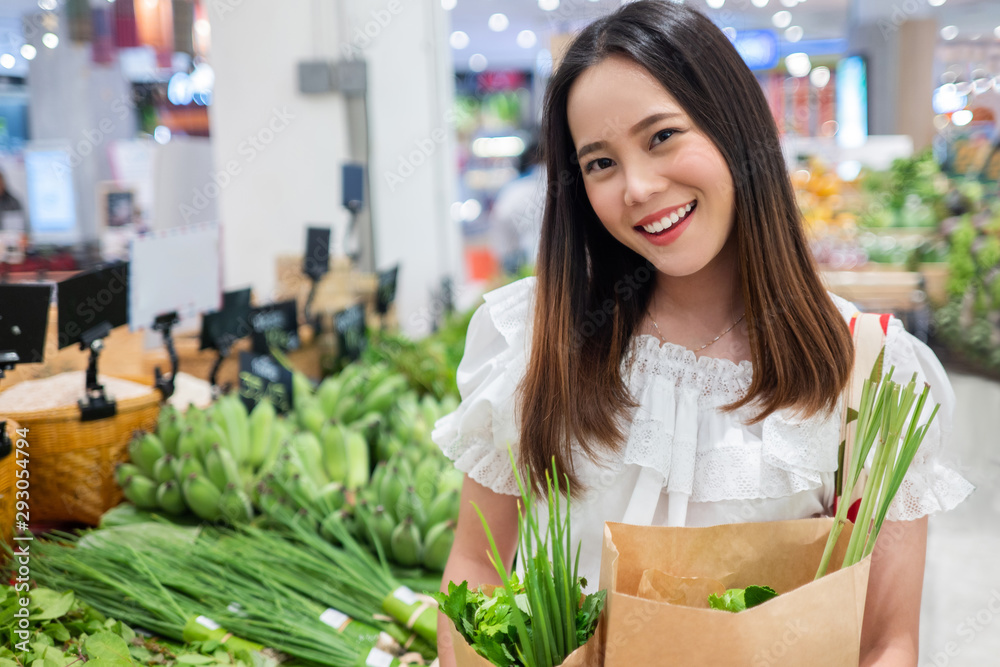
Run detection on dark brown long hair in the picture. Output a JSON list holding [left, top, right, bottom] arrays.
[[519, 0, 854, 494]]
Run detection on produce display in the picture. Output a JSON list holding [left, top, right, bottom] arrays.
[[117, 395, 288, 523], [934, 209, 1000, 373], [0, 580, 276, 667]]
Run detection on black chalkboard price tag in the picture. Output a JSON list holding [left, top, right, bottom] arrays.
[[249, 300, 300, 355], [375, 265, 398, 316], [334, 303, 367, 362], [237, 351, 293, 414]]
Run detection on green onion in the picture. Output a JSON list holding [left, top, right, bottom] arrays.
[[816, 348, 940, 579], [469, 451, 605, 667]]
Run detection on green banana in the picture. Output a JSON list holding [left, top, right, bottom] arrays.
[[204, 445, 229, 492], [390, 517, 423, 567], [421, 520, 456, 571], [173, 452, 206, 480], [201, 418, 230, 460], [426, 488, 461, 528], [419, 395, 441, 431], [378, 466, 406, 521], [176, 427, 201, 459], [291, 431, 326, 488], [156, 480, 186, 515], [157, 410, 181, 455], [184, 404, 207, 433], [298, 399, 326, 438], [316, 375, 343, 416], [413, 457, 440, 499], [122, 475, 159, 510], [319, 421, 348, 485], [182, 472, 223, 522], [344, 429, 370, 491], [371, 506, 395, 556], [217, 395, 249, 465], [247, 398, 276, 469], [259, 417, 292, 474], [115, 462, 144, 489], [128, 433, 164, 478], [396, 486, 427, 530], [152, 454, 176, 484], [358, 375, 409, 416], [219, 483, 254, 524], [292, 371, 315, 406]]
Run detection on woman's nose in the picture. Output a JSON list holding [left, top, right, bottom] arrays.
[[623, 164, 668, 207]]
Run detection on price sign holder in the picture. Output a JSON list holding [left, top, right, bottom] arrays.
[[0, 284, 52, 384], [334, 302, 367, 364], [237, 351, 293, 414], [249, 300, 300, 355], [57, 263, 130, 421], [303, 226, 332, 333], [152, 311, 180, 400], [375, 265, 398, 330], [199, 287, 252, 394]]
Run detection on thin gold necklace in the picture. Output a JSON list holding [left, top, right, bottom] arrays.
[[649, 300, 746, 352]]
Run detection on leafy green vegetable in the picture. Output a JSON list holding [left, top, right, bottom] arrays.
[[434, 455, 606, 666], [707, 586, 777, 613]]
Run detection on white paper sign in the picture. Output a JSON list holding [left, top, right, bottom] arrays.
[[129, 221, 222, 330]]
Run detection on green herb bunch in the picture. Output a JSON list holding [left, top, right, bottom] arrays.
[[434, 453, 605, 667]]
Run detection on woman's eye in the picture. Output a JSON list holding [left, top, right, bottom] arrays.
[[651, 128, 676, 147], [585, 157, 614, 173]]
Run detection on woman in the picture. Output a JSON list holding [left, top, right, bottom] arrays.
[[433, 3, 973, 665]]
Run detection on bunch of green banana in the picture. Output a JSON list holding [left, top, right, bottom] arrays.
[[256, 420, 369, 523], [293, 362, 411, 435], [378, 392, 458, 461], [117, 396, 293, 524], [352, 449, 463, 571]]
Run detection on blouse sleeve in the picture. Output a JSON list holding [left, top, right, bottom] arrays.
[[874, 315, 975, 521], [430, 277, 536, 495]]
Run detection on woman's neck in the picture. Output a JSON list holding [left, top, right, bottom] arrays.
[[647, 235, 748, 357]]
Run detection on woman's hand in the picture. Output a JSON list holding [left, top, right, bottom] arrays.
[[436, 474, 520, 667], [859, 516, 928, 666]]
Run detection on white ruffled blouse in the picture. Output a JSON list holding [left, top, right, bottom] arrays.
[[431, 277, 974, 591]]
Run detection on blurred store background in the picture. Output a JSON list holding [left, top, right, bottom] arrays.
[[0, 1, 998, 664]]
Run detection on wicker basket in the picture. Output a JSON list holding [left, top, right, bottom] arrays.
[[0, 377, 160, 526], [0, 419, 18, 547]]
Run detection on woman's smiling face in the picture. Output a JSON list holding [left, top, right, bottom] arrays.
[[567, 55, 736, 278]]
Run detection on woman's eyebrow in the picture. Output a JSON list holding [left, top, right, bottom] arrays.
[[574, 111, 681, 161]]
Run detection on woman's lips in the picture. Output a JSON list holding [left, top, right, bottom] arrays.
[[635, 200, 697, 246]]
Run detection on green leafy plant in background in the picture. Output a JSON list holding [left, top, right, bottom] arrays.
[[934, 208, 1000, 374], [0, 585, 274, 667]]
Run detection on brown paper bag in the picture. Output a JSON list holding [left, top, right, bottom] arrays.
[[447, 585, 605, 667], [636, 570, 725, 608], [600, 518, 871, 667]]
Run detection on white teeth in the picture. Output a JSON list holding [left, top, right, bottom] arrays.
[[640, 201, 696, 234]]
